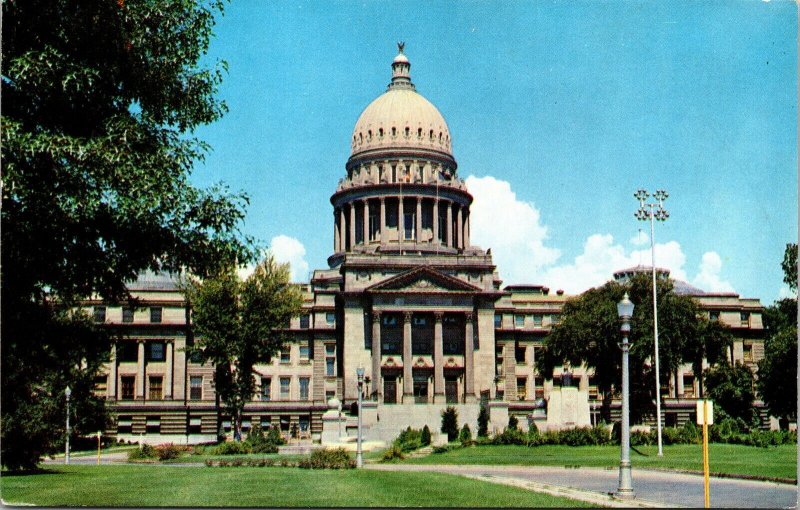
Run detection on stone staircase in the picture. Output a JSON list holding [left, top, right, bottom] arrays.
[[405, 445, 434, 458]]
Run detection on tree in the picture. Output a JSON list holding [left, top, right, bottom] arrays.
[[440, 406, 459, 442], [704, 362, 758, 425], [508, 415, 519, 430], [186, 257, 303, 441], [2, 1, 252, 468], [477, 403, 489, 437], [459, 424, 472, 444], [781, 243, 797, 291], [421, 425, 432, 446], [537, 273, 731, 423]]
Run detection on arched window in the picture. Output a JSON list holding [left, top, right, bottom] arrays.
[[378, 128, 384, 138], [405, 127, 410, 137], [392, 127, 397, 137], [429, 130, 434, 139], [417, 128, 423, 138]]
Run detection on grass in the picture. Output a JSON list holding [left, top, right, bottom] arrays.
[[405, 443, 797, 481], [0, 464, 595, 507]]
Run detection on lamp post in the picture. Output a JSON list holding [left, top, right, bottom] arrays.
[[616, 293, 635, 499], [64, 386, 72, 465], [635, 188, 669, 457], [356, 367, 365, 468]]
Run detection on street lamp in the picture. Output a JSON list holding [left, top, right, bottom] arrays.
[[64, 385, 72, 465], [616, 293, 635, 499], [635, 188, 669, 457], [356, 367, 365, 468]]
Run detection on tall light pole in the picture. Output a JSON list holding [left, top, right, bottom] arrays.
[[64, 386, 72, 465], [635, 188, 669, 457], [356, 367, 365, 468], [616, 293, 635, 499]]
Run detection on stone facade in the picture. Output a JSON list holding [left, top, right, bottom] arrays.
[[88, 47, 770, 443]]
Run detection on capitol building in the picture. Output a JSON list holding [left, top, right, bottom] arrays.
[[88, 47, 767, 443]]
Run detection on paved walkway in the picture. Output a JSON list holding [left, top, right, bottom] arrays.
[[367, 464, 798, 509]]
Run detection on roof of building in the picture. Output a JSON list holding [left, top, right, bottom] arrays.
[[125, 270, 182, 291]]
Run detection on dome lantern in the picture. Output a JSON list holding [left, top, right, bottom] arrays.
[[389, 41, 414, 91]]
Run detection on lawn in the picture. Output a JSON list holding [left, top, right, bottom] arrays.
[[0, 464, 595, 507], [405, 444, 797, 481]]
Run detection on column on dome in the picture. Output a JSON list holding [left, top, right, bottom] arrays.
[[415, 197, 422, 242], [464, 312, 475, 402], [380, 198, 386, 245], [432, 199, 439, 244], [339, 208, 347, 252], [446, 201, 453, 248], [398, 197, 405, 243], [362, 199, 369, 245], [136, 341, 145, 400], [333, 209, 340, 252], [456, 205, 463, 250], [371, 311, 381, 400], [348, 202, 356, 251], [433, 312, 444, 403], [464, 208, 470, 248], [402, 312, 413, 401]]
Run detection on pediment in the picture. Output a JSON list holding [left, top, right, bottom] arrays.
[[366, 267, 481, 293]]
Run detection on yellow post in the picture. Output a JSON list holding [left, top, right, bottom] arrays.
[[702, 401, 710, 508], [96, 431, 102, 465]]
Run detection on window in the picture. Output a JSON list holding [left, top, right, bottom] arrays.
[[299, 343, 309, 362], [442, 314, 465, 355], [261, 416, 273, 429], [683, 374, 695, 398], [709, 310, 720, 321], [326, 312, 335, 325], [150, 307, 162, 323], [280, 346, 291, 364], [326, 390, 336, 401], [743, 343, 754, 362], [514, 315, 525, 328], [517, 377, 527, 401], [146, 415, 160, 434], [147, 342, 165, 362], [280, 377, 290, 399], [299, 314, 310, 329], [404, 212, 415, 239], [325, 344, 336, 376], [260, 377, 271, 401], [122, 307, 134, 323], [534, 376, 545, 399], [740, 311, 750, 325], [148, 376, 163, 400], [494, 314, 502, 328], [369, 212, 379, 241], [190, 376, 203, 400], [299, 415, 310, 433], [94, 306, 106, 323], [381, 313, 402, 355], [515, 343, 527, 364], [118, 342, 138, 362], [437, 214, 446, 242], [121, 376, 135, 400], [533, 314, 543, 327], [117, 415, 132, 434], [299, 377, 310, 401]]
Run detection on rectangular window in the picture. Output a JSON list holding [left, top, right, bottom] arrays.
[[533, 314, 543, 327], [261, 377, 271, 401], [150, 307, 162, 323], [299, 377, 310, 401], [494, 314, 502, 328], [146, 415, 160, 434], [709, 311, 720, 321], [740, 311, 750, 325], [118, 342, 138, 362], [515, 343, 527, 364], [94, 306, 107, 323], [280, 377, 291, 399], [148, 376, 163, 400], [280, 346, 291, 364], [299, 314, 310, 329], [437, 213, 446, 242], [517, 377, 527, 401], [299, 415, 310, 432], [743, 343, 754, 362], [369, 212, 379, 241], [190, 376, 203, 400], [514, 315, 525, 328], [534, 376, 545, 399], [117, 415, 132, 434], [326, 312, 335, 325], [683, 374, 695, 398], [122, 307, 134, 323], [325, 344, 337, 376], [121, 376, 135, 400], [325, 390, 336, 401], [404, 212, 415, 240], [147, 342, 165, 362], [299, 343, 310, 362]]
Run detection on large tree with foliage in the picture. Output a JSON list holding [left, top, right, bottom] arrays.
[[2, 0, 252, 469], [185, 257, 303, 441], [757, 243, 797, 426], [537, 272, 730, 423], [704, 362, 758, 425]]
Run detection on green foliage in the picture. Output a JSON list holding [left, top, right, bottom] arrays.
[[154, 444, 183, 461], [441, 406, 459, 442], [393, 426, 424, 452], [185, 257, 303, 439], [298, 448, 355, 469], [782, 243, 797, 291], [245, 424, 284, 454], [758, 310, 797, 423], [1, 0, 253, 469], [508, 415, 519, 430], [421, 425, 432, 446], [704, 362, 758, 425], [381, 445, 405, 461], [459, 424, 473, 445], [212, 441, 252, 456], [127, 444, 156, 460], [477, 403, 489, 437]]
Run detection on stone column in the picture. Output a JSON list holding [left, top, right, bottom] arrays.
[[379, 198, 386, 245], [165, 341, 174, 399], [464, 312, 475, 403], [415, 197, 422, 242], [109, 344, 118, 400], [432, 199, 439, 244], [503, 342, 516, 400], [398, 197, 405, 242], [136, 341, 145, 400], [456, 205, 463, 249], [464, 209, 470, 248], [371, 311, 381, 400], [446, 201, 453, 248], [676, 367, 685, 398], [348, 203, 356, 251], [333, 209, 340, 252], [339, 208, 347, 251], [433, 312, 445, 403], [360, 199, 368, 245], [402, 311, 413, 401]]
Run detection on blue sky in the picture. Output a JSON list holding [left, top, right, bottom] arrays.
[[192, 0, 797, 304]]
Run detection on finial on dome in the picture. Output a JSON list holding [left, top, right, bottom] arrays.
[[397, 41, 405, 53], [389, 42, 414, 91]]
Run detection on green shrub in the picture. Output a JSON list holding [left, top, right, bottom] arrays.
[[264, 458, 275, 467], [508, 415, 519, 430], [432, 443, 461, 454], [127, 444, 156, 460], [393, 426, 424, 452], [204, 459, 213, 467], [155, 444, 182, 461], [477, 403, 489, 437], [298, 448, 354, 469], [381, 445, 405, 461], [441, 406, 459, 442], [213, 441, 253, 456], [459, 424, 473, 445], [421, 425, 432, 446], [246, 424, 283, 454], [492, 427, 527, 445]]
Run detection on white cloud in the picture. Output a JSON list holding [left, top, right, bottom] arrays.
[[466, 175, 561, 284], [269, 235, 310, 282], [778, 285, 797, 300], [691, 252, 735, 293], [629, 230, 650, 246]]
